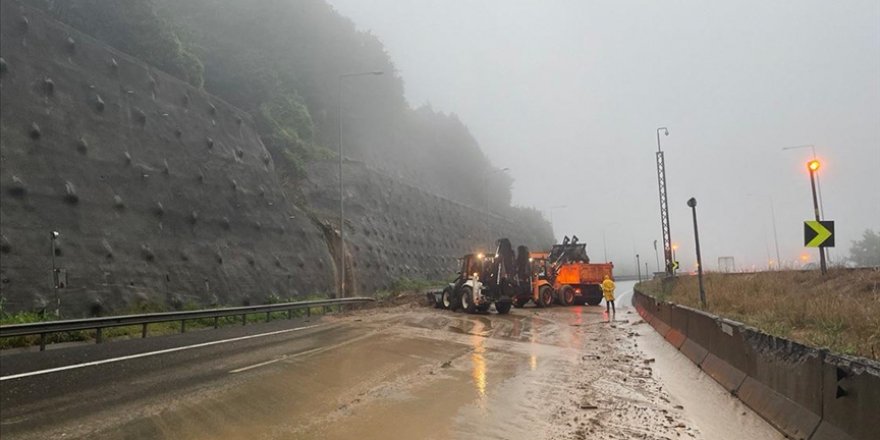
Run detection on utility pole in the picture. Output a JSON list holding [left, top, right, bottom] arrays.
[[687, 198, 706, 307], [807, 160, 827, 274], [655, 127, 673, 276]]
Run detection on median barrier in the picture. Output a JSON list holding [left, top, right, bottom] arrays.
[[680, 307, 714, 365], [664, 305, 688, 349], [737, 330, 824, 440], [649, 300, 672, 337], [700, 318, 750, 393], [811, 354, 880, 440]]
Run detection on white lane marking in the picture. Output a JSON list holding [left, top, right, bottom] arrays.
[[0, 324, 321, 382], [229, 355, 288, 373]]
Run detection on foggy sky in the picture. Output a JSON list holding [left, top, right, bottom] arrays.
[[328, 0, 880, 273]]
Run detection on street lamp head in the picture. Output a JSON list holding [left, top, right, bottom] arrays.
[[807, 160, 820, 172], [50, 231, 60, 240], [687, 197, 697, 208]]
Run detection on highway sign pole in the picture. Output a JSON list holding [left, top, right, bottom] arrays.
[[807, 160, 827, 274], [687, 198, 706, 307]]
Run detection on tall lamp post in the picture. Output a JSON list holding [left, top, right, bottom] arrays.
[[338, 70, 383, 297], [655, 127, 673, 276], [485, 167, 510, 250], [807, 160, 827, 274], [636, 254, 642, 282], [686, 198, 706, 307], [653, 239, 660, 273], [50, 231, 60, 317]]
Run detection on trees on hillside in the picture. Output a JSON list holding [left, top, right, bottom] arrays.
[[849, 229, 880, 267]]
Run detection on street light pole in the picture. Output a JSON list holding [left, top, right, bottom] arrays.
[[636, 254, 642, 282], [50, 231, 60, 317], [687, 198, 706, 307], [485, 167, 510, 250], [807, 160, 827, 274], [338, 70, 383, 298], [653, 239, 660, 273]]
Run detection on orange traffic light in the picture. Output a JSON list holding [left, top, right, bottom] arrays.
[[807, 160, 820, 171]]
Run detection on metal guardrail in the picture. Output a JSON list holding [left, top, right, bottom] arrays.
[[0, 297, 375, 351]]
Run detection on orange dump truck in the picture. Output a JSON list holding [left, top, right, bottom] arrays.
[[549, 237, 614, 306], [553, 260, 614, 306], [511, 238, 614, 307]]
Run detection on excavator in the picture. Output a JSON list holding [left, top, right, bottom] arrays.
[[430, 238, 529, 314], [510, 235, 614, 307]]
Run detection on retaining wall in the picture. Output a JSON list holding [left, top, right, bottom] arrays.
[[633, 288, 879, 440]]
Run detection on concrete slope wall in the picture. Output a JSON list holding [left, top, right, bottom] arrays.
[[633, 289, 880, 440], [303, 161, 554, 295], [0, 2, 336, 315]]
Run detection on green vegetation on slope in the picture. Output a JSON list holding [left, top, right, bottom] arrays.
[[24, 0, 522, 211], [637, 269, 880, 360]]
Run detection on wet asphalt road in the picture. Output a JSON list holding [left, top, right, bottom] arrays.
[[0, 281, 783, 440]]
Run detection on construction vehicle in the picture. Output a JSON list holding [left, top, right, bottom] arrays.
[[548, 235, 613, 306], [433, 239, 529, 314], [510, 252, 555, 308], [427, 252, 488, 310]]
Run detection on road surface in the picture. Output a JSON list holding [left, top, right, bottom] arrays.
[[0, 281, 783, 439]]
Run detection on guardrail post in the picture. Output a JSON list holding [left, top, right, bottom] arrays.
[[307, 307, 311, 318], [242, 314, 246, 326], [141, 323, 148, 338], [213, 316, 219, 329], [40, 333, 47, 351], [180, 320, 186, 333], [323, 306, 328, 315], [266, 311, 271, 322], [287, 309, 292, 320], [95, 327, 103, 344]]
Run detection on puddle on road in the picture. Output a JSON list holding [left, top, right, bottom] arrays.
[[82, 284, 784, 440]]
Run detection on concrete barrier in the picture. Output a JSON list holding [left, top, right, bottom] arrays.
[[701, 318, 750, 393], [737, 330, 824, 440], [811, 354, 880, 440], [664, 305, 688, 349], [650, 300, 673, 337], [680, 307, 715, 365], [634, 286, 880, 440]]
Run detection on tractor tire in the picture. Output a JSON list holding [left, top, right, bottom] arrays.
[[559, 285, 575, 306], [428, 292, 439, 308], [496, 301, 512, 314], [461, 286, 477, 314], [585, 297, 603, 306], [512, 298, 526, 308], [441, 287, 455, 310], [537, 285, 554, 308], [478, 303, 491, 313]]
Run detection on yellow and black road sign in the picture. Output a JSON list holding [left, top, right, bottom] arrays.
[[672, 260, 680, 270], [804, 220, 834, 247]]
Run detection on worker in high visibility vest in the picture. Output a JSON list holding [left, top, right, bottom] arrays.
[[601, 275, 616, 314]]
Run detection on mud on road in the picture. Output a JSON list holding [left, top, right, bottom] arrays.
[[1, 282, 782, 440]]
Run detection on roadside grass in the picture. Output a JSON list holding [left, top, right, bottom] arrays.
[[636, 268, 880, 360], [0, 293, 333, 350], [374, 276, 441, 302]]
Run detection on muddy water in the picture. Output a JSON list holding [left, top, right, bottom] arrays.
[[98, 282, 782, 440]]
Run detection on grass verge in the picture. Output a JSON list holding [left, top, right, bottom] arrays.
[[636, 268, 880, 360]]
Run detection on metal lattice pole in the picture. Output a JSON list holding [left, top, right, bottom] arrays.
[[655, 128, 673, 276]]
